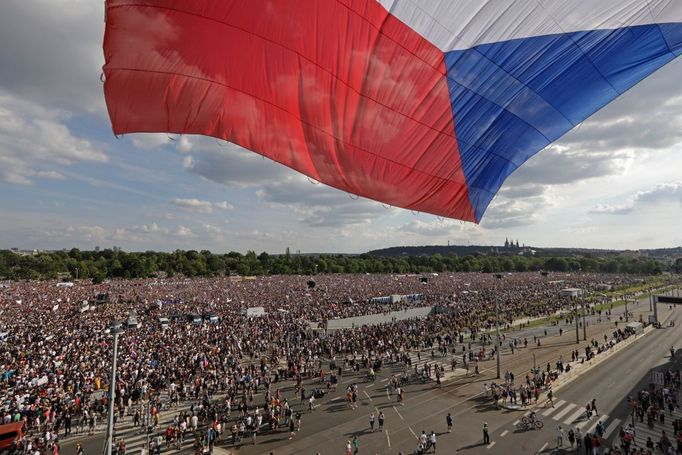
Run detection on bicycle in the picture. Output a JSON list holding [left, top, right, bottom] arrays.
[[517, 418, 544, 431]]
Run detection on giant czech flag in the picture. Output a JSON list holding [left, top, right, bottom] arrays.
[[103, 0, 682, 222]]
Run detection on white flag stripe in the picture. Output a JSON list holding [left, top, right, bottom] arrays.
[[377, 0, 682, 52]]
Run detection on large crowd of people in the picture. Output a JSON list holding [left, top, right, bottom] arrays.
[[0, 272, 654, 452]]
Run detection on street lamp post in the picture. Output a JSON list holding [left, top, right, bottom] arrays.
[[145, 399, 151, 451], [582, 291, 587, 341], [495, 299, 501, 379], [493, 274, 504, 380], [106, 323, 120, 455], [574, 297, 579, 345], [105, 321, 124, 455]]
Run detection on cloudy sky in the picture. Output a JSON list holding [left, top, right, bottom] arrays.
[[1, 1, 682, 254]]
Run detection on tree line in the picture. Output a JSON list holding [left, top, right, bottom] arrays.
[[0, 248, 666, 281]]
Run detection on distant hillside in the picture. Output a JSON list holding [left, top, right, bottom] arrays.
[[367, 245, 682, 258], [367, 245, 513, 257]]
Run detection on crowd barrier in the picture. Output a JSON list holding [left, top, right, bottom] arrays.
[[325, 306, 433, 330]]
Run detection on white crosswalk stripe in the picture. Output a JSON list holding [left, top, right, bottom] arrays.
[[575, 417, 593, 430], [552, 403, 576, 421], [406, 352, 467, 379], [603, 418, 622, 439], [585, 414, 608, 435], [564, 408, 586, 426], [629, 400, 682, 448], [109, 399, 224, 454], [542, 400, 565, 417]]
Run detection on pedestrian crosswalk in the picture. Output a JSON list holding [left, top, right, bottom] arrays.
[[540, 399, 620, 438], [552, 402, 576, 421], [110, 396, 227, 455], [627, 404, 682, 449], [405, 351, 468, 381], [111, 407, 187, 454]]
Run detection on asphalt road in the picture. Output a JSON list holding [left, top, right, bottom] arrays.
[[59, 291, 677, 455], [485, 309, 681, 455]]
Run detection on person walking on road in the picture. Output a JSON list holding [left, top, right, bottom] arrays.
[[378, 412, 385, 431], [575, 427, 583, 451], [591, 434, 601, 454], [584, 432, 592, 455], [547, 388, 555, 407], [369, 412, 375, 431], [429, 431, 437, 453], [483, 423, 490, 444], [446, 413, 453, 433], [556, 426, 564, 447], [591, 398, 599, 417], [568, 428, 575, 448], [352, 435, 360, 454], [288, 417, 296, 440]]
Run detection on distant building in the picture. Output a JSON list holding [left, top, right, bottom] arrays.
[[503, 238, 522, 250], [560, 288, 584, 298]]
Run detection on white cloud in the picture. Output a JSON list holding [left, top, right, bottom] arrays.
[[139, 223, 168, 234], [399, 219, 465, 237], [202, 224, 223, 234], [171, 198, 233, 213], [65, 225, 107, 242], [0, 0, 104, 115], [130, 133, 171, 150], [182, 139, 292, 187], [171, 198, 214, 213], [0, 90, 108, 184], [213, 201, 234, 210], [256, 176, 395, 227], [589, 182, 682, 215], [174, 225, 195, 238]]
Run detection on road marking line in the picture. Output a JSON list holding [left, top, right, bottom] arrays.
[[386, 389, 390, 399], [552, 403, 576, 421], [330, 396, 342, 402], [565, 408, 585, 425], [364, 391, 372, 401], [342, 378, 354, 384], [409, 427, 417, 439], [366, 383, 375, 389], [537, 442, 548, 454], [393, 406, 404, 421], [381, 378, 389, 382], [585, 414, 608, 435], [542, 400, 565, 416], [500, 430, 508, 437], [512, 420, 520, 426], [487, 441, 496, 449], [603, 418, 621, 439], [386, 429, 391, 447], [575, 415, 594, 430]]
